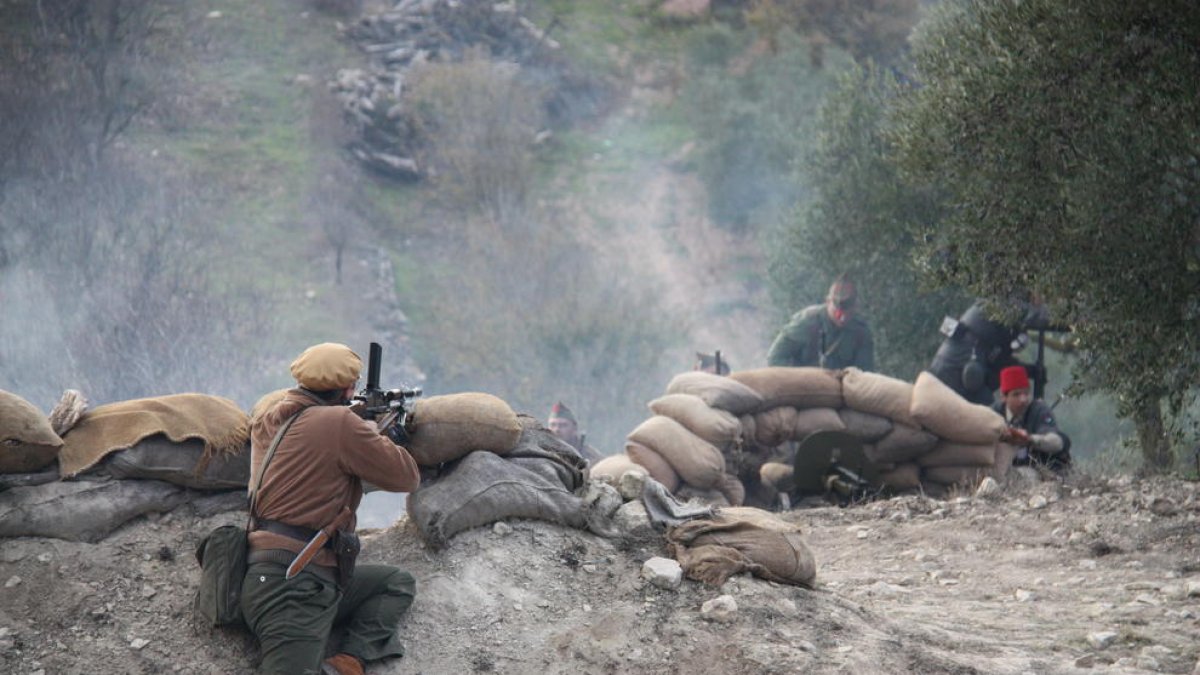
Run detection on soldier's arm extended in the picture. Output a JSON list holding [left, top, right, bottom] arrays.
[[1027, 402, 1066, 454], [767, 319, 809, 367]]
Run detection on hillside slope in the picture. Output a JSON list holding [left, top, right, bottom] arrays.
[[1, 474, 1197, 674]]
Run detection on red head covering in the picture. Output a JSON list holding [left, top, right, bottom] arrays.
[[549, 401, 577, 424], [999, 366, 1031, 394]]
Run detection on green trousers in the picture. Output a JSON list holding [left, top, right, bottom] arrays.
[[240, 561, 416, 674]]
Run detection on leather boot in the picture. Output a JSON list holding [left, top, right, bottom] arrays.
[[321, 653, 364, 675]]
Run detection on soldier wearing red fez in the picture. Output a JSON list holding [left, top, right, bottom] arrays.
[[994, 365, 1072, 473], [547, 401, 603, 465], [767, 274, 875, 371]]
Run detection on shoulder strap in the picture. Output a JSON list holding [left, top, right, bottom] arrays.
[[248, 408, 306, 520]]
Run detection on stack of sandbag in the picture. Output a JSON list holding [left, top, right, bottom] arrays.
[[406, 413, 589, 548]]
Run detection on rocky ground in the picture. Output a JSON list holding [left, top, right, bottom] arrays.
[[1, 472, 1197, 675]]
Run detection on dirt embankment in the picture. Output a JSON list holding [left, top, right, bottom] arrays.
[[1, 474, 1197, 675]]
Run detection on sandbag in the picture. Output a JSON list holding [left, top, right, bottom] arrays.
[[878, 463, 921, 491], [838, 408, 893, 443], [716, 473, 746, 507], [664, 372, 764, 415], [589, 454, 647, 486], [625, 441, 681, 493], [509, 415, 587, 492], [917, 441, 997, 468], [647, 394, 742, 450], [0, 479, 190, 542], [841, 368, 919, 427], [404, 393, 523, 466], [738, 414, 757, 449], [406, 451, 586, 549], [791, 407, 846, 440], [991, 442, 1017, 480], [0, 389, 65, 473], [922, 465, 992, 488], [666, 506, 816, 587], [752, 407, 799, 448], [867, 424, 939, 464], [627, 416, 725, 489], [728, 367, 843, 411], [104, 436, 251, 490], [249, 388, 289, 427], [910, 371, 1005, 444]]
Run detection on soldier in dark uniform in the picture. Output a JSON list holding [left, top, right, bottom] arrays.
[[928, 299, 1049, 406], [767, 275, 874, 371], [547, 401, 603, 465], [994, 365, 1072, 473]]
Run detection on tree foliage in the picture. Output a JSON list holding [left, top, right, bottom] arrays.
[[892, 0, 1200, 467], [771, 63, 964, 379]]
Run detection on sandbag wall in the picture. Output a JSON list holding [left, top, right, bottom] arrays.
[[597, 368, 1012, 503]]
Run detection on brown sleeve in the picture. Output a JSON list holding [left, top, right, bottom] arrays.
[[337, 411, 420, 493]]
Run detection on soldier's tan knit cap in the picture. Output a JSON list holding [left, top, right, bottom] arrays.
[[290, 343, 362, 390]]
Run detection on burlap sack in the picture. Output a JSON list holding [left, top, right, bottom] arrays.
[[728, 367, 843, 410], [105, 436, 251, 490], [664, 372, 764, 414], [666, 506, 816, 587], [867, 424, 938, 464], [910, 371, 1005, 444], [759, 462, 795, 493], [648, 394, 742, 449], [752, 407, 799, 448], [249, 388, 289, 428], [406, 451, 586, 548], [917, 441, 997, 468], [0, 390, 63, 473], [878, 462, 921, 491], [627, 415, 725, 489], [838, 408, 893, 443], [841, 367, 919, 427], [404, 393, 522, 466], [923, 465, 992, 488], [791, 407, 846, 440], [716, 473, 746, 507], [991, 442, 1017, 480], [625, 441, 681, 492], [588, 454, 646, 485]]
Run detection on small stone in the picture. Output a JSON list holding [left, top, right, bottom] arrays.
[[206, 10, 222, 19], [975, 477, 1001, 498], [613, 501, 654, 538], [1133, 593, 1159, 605], [1135, 656, 1160, 670], [141, 585, 157, 599], [130, 638, 150, 650], [1014, 589, 1035, 602], [767, 597, 798, 617], [1028, 495, 1048, 509], [493, 522, 513, 536], [1087, 631, 1119, 649], [1142, 645, 1174, 658], [640, 557, 682, 590], [36, 553, 52, 563], [617, 471, 647, 501], [856, 530, 869, 540], [1078, 559, 1098, 570], [700, 595, 738, 623], [4, 576, 21, 588], [1074, 654, 1097, 668], [1185, 580, 1200, 597]]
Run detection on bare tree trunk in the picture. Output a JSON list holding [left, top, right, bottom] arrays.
[[1133, 398, 1172, 473]]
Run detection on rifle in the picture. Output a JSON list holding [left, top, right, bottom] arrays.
[[349, 342, 422, 443]]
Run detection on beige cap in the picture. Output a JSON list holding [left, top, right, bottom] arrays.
[[289, 343, 362, 390]]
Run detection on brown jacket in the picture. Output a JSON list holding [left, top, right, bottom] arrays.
[[247, 389, 419, 566]]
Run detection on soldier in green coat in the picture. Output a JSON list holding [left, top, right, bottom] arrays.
[[767, 275, 875, 371]]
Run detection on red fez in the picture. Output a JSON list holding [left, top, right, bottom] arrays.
[[549, 401, 577, 424], [999, 366, 1030, 394]]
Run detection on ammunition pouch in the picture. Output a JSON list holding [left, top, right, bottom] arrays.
[[331, 529, 361, 588]]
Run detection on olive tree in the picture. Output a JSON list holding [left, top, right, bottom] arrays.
[[771, 63, 965, 379], [892, 0, 1200, 469]]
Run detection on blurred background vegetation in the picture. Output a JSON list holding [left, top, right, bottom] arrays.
[[0, 0, 1194, 475]]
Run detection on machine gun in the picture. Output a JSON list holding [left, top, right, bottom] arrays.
[[790, 430, 880, 506], [349, 342, 422, 443]]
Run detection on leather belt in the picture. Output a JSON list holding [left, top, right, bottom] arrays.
[[253, 519, 332, 548]]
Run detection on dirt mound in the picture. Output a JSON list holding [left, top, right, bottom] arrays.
[[1, 474, 1198, 674]]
